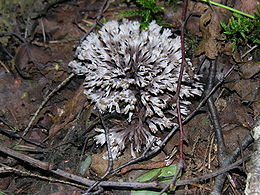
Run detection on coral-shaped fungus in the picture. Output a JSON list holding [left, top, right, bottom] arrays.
[[69, 20, 203, 158]]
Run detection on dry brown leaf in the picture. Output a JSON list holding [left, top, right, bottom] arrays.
[[221, 102, 253, 126], [252, 101, 260, 118], [232, 79, 259, 102], [15, 44, 51, 79], [48, 86, 89, 139], [239, 61, 260, 79], [0, 71, 49, 129], [195, 9, 225, 59], [234, 0, 259, 15]]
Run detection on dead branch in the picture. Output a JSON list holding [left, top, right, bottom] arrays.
[[0, 143, 251, 191], [207, 59, 227, 194]]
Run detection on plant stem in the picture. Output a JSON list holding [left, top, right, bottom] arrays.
[[200, 0, 255, 19]]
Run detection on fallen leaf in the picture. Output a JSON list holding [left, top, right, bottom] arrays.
[[195, 8, 226, 59], [232, 80, 259, 102], [234, 0, 259, 15], [15, 44, 51, 79], [239, 61, 260, 79], [48, 86, 89, 139], [78, 154, 92, 175], [131, 164, 180, 195]]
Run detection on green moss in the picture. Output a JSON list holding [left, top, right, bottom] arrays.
[[118, 0, 164, 28], [220, 4, 260, 51], [185, 34, 201, 58]]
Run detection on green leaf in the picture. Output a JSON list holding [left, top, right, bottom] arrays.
[[131, 164, 181, 195], [136, 164, 178, 183], [78, 154, 92, 175]]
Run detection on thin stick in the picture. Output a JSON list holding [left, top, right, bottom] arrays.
[[22, 73, 75, 137], [80, 0, 109, 43], [207, 59, 227, 195], [199, 0, 255, 19], [40, 18, 46, 43], [159, 0, 188, 193], [84, 110, 114, 194], [0, 143, 251, 190], [0, 128, 45, 148], [241, 45, 258, 59], [0, 60, 11, 73], [207, 59, 226, 154], [0, 163, 86, 189], [176, 0, 188, 161]]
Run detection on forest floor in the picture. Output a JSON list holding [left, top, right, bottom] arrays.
[[0, 0, 259, 194]]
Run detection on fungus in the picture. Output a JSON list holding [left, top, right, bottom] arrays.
[[69, 20, 203, 158]]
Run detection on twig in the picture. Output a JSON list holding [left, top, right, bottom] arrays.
[[0, 116, 17, 132], [0, 163, 86, 189], [22, 73, 75, 137], [205, 59, 254, 194], [176, 0, 188, 162], [159, 0, 188, 193], [0, 60, 11, 73], [177, 154, 250, 186], [206, 59, 227, 194], [40, 18, 46, 43], [0, 143, 251, 190], [0, 45, 14, 59], [210, 134, 253, 194], [207, 59, 225, 194], [0, 144, 52, 170], [0, 128, 45, 148], [207, 59, 226, 154], [241, 45, 258, 59], [80, 0, 109, 43], [83, 110, 114, 194], [208, 132, 216, 170]]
